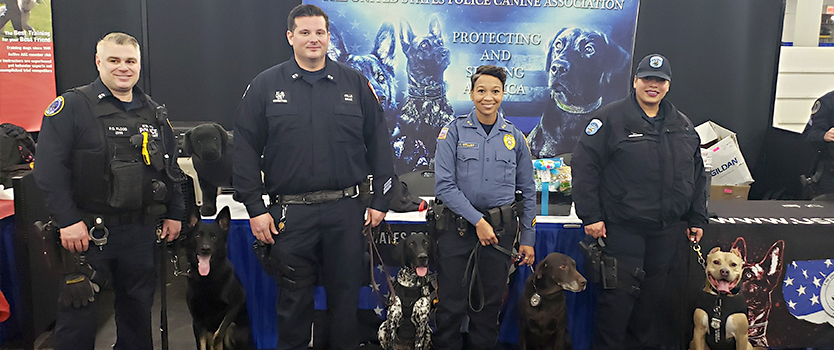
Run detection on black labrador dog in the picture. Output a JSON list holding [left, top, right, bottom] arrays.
[[527, 27, 629, 158], [184, 206, 250, 350], [379, 233, 435, 350], [183, 123, 233, 217], [518, 252, 587, 350]]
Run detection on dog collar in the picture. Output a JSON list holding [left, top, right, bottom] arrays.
[[408, 82, 446, 100], [554, 93, 602, 114]]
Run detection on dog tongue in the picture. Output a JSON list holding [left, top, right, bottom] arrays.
[[198, 255, 211, 276], [717, 280, 731, 294], [416, 267, 428, 277]]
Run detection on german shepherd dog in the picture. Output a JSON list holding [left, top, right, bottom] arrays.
[[396, 14, 455, 172], [731, 237, 785, 348], [527, 27, 629, 158], [184, 206, 251, 350]]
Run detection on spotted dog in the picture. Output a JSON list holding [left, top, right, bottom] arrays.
[[379, 233, 435, 350]]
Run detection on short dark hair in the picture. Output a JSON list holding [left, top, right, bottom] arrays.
[[287, 4, 330, 32], [470, 65, 507, 88]]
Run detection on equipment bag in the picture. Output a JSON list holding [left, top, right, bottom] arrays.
[[0, 123, 36, 188]]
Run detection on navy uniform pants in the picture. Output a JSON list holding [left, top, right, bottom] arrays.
[[434, 219, 516, 350], [54, 222, 157, 350], [269, 197, 364, 350], [592, 221, 685, 350]]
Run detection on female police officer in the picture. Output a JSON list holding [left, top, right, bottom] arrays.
[[572, 53, 707, 349], [433, 65, 536, 350]]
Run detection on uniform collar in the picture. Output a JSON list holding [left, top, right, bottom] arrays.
[[89, 77, 147, 106], [627, 91, 683, 129], [288, 57, 338, 83], [461, 108, 512, 138]]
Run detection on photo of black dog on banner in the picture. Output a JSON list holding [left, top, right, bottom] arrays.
[[528, 27, 629, 158]]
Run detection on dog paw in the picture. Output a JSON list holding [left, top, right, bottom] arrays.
[[200, 204, 217, 216]]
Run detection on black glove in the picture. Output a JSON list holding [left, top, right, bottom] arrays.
[[253, 238, 281, 278], [59, 272, 100, 308]]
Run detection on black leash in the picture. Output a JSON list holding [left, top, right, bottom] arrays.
[[463, 242, 516, 312], [363, 222, 398, 305], [156, 227, 168, 350]]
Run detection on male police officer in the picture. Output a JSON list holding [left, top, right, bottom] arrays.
[[233, 4, 394, 350], [802, 90, 834, 195], [34, 32, 184, 350], [572, 53, 707, 349]]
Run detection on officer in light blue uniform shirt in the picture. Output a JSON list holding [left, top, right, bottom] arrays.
[[433, 65, 536, 350]]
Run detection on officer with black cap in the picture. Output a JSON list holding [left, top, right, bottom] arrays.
[[34, 32, 184, 350], [572, 53, 708, 349], [802, 89, 834, 195], [233, 4, 394, 350]]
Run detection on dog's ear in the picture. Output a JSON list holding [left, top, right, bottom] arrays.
[[708, 246, 722, 255], [399, 20, 415, 54], [730, 247, 743, 259], [373, 22, 397, 70], [213, 123, 228, 150], [215, 206, 231, 232], [731, 236, 747, 261], [327, 23, 349, 62], [182, 129, 193, 155], [428, 14, 443, 39], [187, 205, 200, 229], [392, 238, 406, 267], [600, 32, 630, 84], [757, 240, 786, 280]]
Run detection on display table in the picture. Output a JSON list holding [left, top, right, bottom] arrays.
[[687, 200, 834, 349], [214, 195, 594, 349]]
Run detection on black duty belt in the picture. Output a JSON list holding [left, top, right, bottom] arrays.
[[274, 185, 359, 205], [80, 210, 144, 227]]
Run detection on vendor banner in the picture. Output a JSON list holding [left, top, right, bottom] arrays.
[[0, 0, 55, 131], [306, 0, 639, 174]]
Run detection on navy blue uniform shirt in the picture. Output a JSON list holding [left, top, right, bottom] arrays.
[[572, 92, 708, 229], [233, 57, 395, 217], [434, 109, 537, 246], [34, 78, 184, 227], [803, 90, 834, 157]]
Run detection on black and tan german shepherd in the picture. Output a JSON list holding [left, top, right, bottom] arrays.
[[184, 206, 251, 350]]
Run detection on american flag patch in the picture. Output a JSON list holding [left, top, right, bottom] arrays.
[[383, 177, 392, 195]]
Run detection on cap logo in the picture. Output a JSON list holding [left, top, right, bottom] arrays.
[[649, 56, 663, 69]]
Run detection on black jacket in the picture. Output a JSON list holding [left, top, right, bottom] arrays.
[[34, 78, 184, 228], [572, 93, 708, 229], [233, 57, 395, 217]]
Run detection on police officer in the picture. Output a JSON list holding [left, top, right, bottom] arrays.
[[34, 32, 184, 350], [233, 4, 394, 350], [572, 53, 707, 350], [802, 90, 834, 195], [433, 65, 536, 350]]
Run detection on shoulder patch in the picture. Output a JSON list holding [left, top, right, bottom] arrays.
[[812, 100, 821, 115], [438, 127, 449, 140], [44, 96, 64, 117], [503, 133, 516, 150], [368, 81, 379, 103], [585, 118, 603, 136]]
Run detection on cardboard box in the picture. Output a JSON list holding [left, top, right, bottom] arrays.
[[710, 185, 750, 201], [695, 121, 754, 186]]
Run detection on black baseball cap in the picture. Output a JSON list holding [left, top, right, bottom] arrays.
[[635, 53, 671, 82]]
